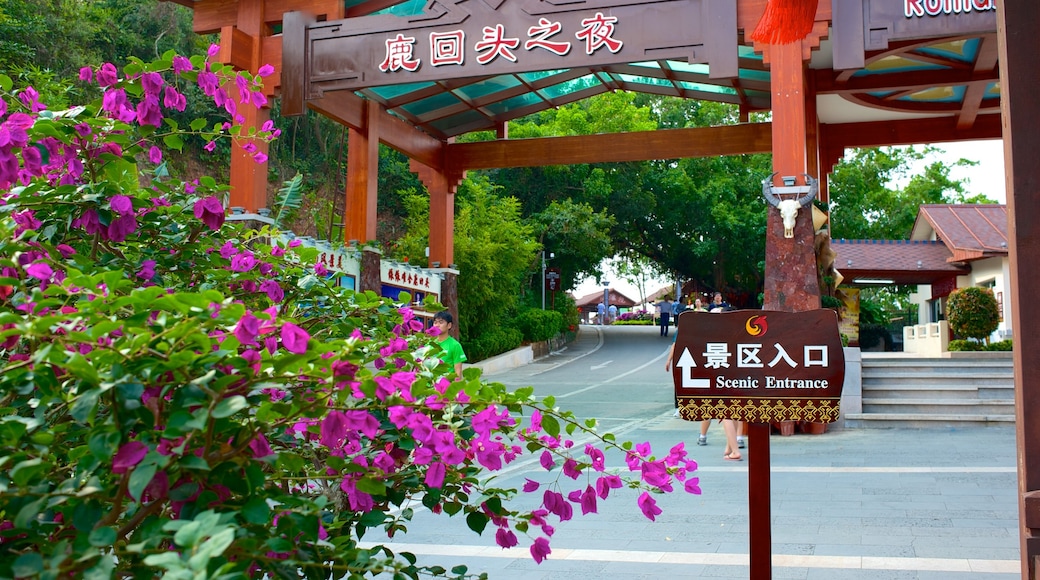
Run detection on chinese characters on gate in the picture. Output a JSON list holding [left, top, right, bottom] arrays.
[[380, 13, 623, 73]]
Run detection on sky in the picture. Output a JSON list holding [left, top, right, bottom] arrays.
[[571, 139, 1008, 304]]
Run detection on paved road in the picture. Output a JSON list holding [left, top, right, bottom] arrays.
[[375, 325, 1020, 579]]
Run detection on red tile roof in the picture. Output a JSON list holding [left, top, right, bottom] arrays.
[[911, 204, 1008, 261], [831, 239, 970, 285], [573, 288, 639, 308]]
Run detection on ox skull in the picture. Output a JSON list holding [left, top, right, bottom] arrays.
[[762, 173, 819, 238]]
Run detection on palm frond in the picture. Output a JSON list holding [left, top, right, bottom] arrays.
[[273, 173, 305, 229]]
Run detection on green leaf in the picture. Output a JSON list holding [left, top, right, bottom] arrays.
[[241, 497, 270, 525], [465, 511, 488, 535], [14, 497, 44, 528], [541, 414, 560, 438], [355, 476, 387, 496], [12, 553, 43, 577], [128, 463, 158, 501], [190, 118, 208, 131], [163, 133, 185, 152], [0, 74, 12, 91], [88, 526, 118, 547], [212, 396, 247, 418], [358, 510, 385, 527], [11, 458, 49, 486]]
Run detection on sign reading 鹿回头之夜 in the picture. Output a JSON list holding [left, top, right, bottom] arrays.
[[672, 309, 845, 423]]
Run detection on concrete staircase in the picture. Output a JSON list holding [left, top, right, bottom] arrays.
[[844, 353, 1015, 428]]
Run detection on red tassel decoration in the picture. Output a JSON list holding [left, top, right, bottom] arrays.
[[749, 0, 819, 45]]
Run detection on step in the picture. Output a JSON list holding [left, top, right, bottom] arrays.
[[844, 412, 1015, 429], [861, 398, 1016, 414], [861, 383, 1009, 399]]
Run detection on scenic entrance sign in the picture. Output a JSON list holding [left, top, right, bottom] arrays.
[[672, 309, 846, 424], [292, 0, 737, 94]]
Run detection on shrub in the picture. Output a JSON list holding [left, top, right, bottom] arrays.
[[949, 339, 985, 351], [986, 339, 1013, 351], [858, 322, 890, 349], [463, 326, 524, 360], [947, 286, 1000, 342], [0, 52, 699, 578], [512, 308, 565, 342]]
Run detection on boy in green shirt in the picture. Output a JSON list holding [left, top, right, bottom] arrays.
[[432, 311, 466, 380]]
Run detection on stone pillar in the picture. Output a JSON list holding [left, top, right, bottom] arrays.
[[360, 246, 382, 294]]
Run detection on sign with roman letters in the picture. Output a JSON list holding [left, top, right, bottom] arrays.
[[672, 309, 845, 423]]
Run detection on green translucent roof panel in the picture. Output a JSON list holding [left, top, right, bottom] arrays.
[[430, 110, 485, 132], [739, 68, 770, 82], [483, 91, 545, 116], [678, 81, 737, 95], [663, 60, 711, 75], [367, 82, 436, 101], [538, 74, 603, 99], [518, 69, 569, 83], [454, 76, 523, 101], [375, 0, 427, 16], [399, 91, 461, 117], [618, 74, 674, 88]]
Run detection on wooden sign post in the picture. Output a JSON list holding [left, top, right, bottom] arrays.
[[671, 309, 845, 579]]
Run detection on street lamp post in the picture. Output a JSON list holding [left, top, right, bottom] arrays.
[[541, 251, 554, 309]]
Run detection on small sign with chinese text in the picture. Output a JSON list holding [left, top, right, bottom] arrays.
[[672, 309, 845, 423]]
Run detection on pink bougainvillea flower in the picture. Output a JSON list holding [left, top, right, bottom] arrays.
[[259, 279, 283, 303], [101, 88, 127, 114], [425, 461, 446, 488], [595, 474, 623, 499], [136, 260, 156, 281], [172, 55, 193, 75], [230, 252, 256, 272], [562, 458, 581, 480], [56, 244, 76, 258], [110, 195, 133, 215], [96, 63, 118, 87], [112, 441, 149, 474], [523, 478, 541, 493], [25, 262, 53, 281], [136, 94, 163, 127], [148, 146, 162, 164], [203, 140, 216, 152], [78, 66, 93, 82], [235, 312, 261, 346], [193, 196, 225, 230], [249, 434, 274, 458], [107, 214, 138, 242], [684, 477, 702, 495], [584, 444, 606, 471], [637, 492, 662, 521], [495, 527, 518, 549], [579, 485, 598, 515], [640, 460, 670, 488], [530, 537, 552, 563], [258, 64, 275, 77], [141, 72, 164, 96], [280, 322, 309, 354], [207, 43, 221, 57], [539, 450, 555, 471]]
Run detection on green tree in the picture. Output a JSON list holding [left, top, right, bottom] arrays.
[[532, 198, 616, 290], [392, 175, 540, 348], [947, 286, 1000, 342]]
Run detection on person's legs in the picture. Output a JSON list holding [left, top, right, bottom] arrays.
[[736, 421, 746, 448], [697, 420, 710, 445], [722, 419, 741, 460]]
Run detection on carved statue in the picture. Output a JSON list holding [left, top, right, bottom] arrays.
[[762, 173, 819, 238]]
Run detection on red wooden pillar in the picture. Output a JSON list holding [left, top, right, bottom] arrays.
[[345, 101, 381, 293], [344, 102, 380, 245], [223, 0, 270, 212], [410, 161, 464, 337], [996, 1, 1040, 577]]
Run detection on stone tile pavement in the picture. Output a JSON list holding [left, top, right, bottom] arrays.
[[370, 420, 1019, 579]]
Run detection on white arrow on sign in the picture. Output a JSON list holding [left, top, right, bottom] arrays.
[[590, 360, 613, 370], [677, 348, 710, 389]]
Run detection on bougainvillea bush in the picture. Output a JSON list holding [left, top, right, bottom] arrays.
[[0, 51, 699, 579]]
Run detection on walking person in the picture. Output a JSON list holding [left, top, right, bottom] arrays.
[[657, 297, 672, 336]]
